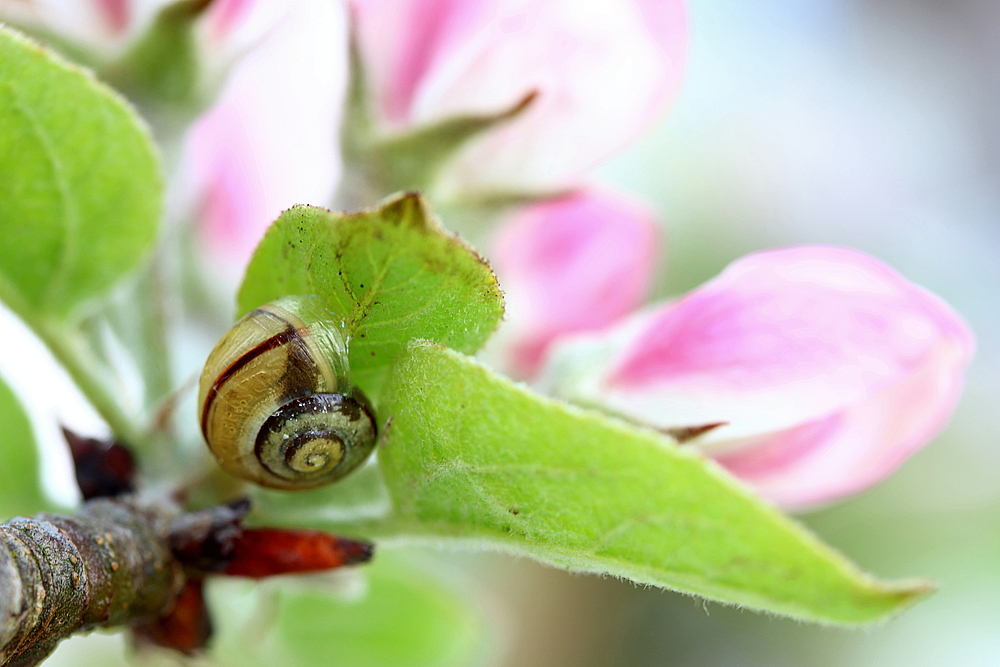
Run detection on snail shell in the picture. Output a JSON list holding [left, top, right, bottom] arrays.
[[198, 296, 376, 490]]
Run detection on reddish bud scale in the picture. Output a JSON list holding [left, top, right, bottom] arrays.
[[62, 428, 136, 500], [132, 579, 212, 655], [221, 529, 374, 578]]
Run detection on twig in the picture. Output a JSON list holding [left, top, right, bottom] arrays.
[[0, 499, 184, 667]]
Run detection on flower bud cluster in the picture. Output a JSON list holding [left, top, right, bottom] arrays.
[[187, 0, 973, 508], [4, 0, 973, 508]]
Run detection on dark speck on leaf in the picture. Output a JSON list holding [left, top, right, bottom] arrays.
[[508, 507, 520, 515]]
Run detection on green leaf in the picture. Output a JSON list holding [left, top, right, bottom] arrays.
[[0, 373, 47, 518], [0, 26, 162, 320], [238, 193, 504, 394], [372, 342, 932, 625], [208, 553, 488, 667]]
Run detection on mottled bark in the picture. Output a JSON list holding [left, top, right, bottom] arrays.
[[0, 499, 184, 667], [0, 491, 374, 666]]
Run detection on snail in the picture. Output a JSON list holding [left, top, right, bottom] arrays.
[[198, 296, 377, 490]]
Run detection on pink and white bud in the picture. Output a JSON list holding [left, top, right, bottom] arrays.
[[175, 0, 346, 273], [0, 0, 270, 59], [491, 188, 659, 377], [0, 0, 157, 53], [350, 0, 687, 195], [197, 0, 296, 76], [542, 246, 974, 509]]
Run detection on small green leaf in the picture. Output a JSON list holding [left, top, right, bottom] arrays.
[[373, 342, 932, 625], [0, 373, 47, 518], [0, 26, 162, 320], [209, 553, 487, 667], [238, 193, 504, 394]]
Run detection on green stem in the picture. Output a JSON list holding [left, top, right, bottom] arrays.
[[0, 274, 146, 447], [33, 318, 146, 448], [107, 255, 174, 412], [138, 262, 174, 408]]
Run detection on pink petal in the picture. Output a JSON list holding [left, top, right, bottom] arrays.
[[604, 246, 972, 439], [177, 0, 345, 269], [205, 0, 254, 41], [714, 335, 970, 508], [543, 245, 974, 507], [95, 0, 129, 34], [350, 0, 687, 193], [492, 188, 659, 377], [351, 0, 492, 125], [198, 0, 293, 56], [0, 0, 142, 48]]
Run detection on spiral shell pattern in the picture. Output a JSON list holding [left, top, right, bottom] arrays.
[[198, 296, 376, 490]]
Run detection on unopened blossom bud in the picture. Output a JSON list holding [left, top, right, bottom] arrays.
[[492, 188, 659, 377], [176, 0, 344, 269], [0, 0, 275, 73], [542, 246, 974, 509], [350, 0, 687, 195]]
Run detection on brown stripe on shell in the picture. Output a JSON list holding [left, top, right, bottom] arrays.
[[199, 308, 300, 438]]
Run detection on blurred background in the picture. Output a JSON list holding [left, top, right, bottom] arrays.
[[28, 0, 1000, 665]]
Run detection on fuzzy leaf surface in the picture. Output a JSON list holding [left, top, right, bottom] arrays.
[[238, 193, 503, 393], [372, 342, 932, 625], [0, 27, 161, 320]]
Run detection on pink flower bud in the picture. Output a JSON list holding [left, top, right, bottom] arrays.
[[200, 0, 298, 63], [0, 0, 268, 57], [350, 0, 687, 194], [544, 246, 974, 509], [205, 0, 253, 41], [492, 188, 659, 377], [176, 0, 345, 270], [0, 0, 136, 50]]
